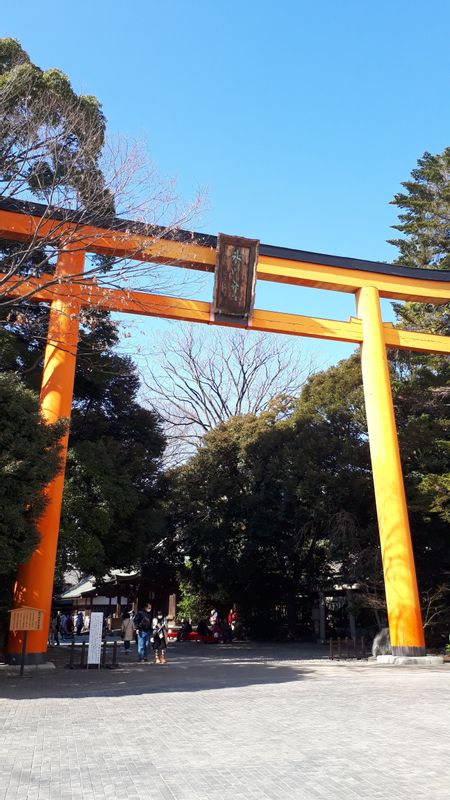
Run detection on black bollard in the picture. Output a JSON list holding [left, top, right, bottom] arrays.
[[68, 639, 75, 669], [101, 638, 107, 668], [20, 631, 28, 677], [112, 640, 118, 668]]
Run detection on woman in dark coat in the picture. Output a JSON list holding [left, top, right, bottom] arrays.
[[152, 611, 168, 664]]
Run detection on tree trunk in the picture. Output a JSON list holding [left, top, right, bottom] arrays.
[[286, 588, 297, 639], [373, 607, 383, 631]]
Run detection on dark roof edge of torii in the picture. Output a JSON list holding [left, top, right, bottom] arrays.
[[1, 196, 449, 284]]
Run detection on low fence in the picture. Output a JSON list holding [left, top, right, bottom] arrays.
[[329, 636, 369, 660], [66, 639, 120, 669]]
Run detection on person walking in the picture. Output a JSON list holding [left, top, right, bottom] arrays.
[[54, 611, 61, 645], [76, 610, 84, 636], [60, 612, 67, 640], [48, 612, 60, 646], [134, 602, 152, 662], [121, 612, 134, 655], [227, 608, 238, 631], [66, 613, 74, 639], [152, 611, 168, 664], [209, 608, 218, 628]]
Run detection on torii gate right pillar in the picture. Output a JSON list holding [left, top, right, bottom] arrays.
[[356, 286, 425, 655]]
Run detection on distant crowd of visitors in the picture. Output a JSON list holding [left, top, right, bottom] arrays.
[[48, 604, 238, 664], [48, 605, 169, 665], [48, 610, 86, 644], [191, 607, 238, 643]]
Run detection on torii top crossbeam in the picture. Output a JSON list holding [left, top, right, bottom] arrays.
[[1, 196, 449, 664], [1, 196, 450, 300], [1, 198, 449, 355]]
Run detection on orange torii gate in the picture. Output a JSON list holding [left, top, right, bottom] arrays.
[[1, 198, 449, 662]]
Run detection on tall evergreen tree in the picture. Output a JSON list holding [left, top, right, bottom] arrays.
[[0, 310, 166, 583], [59, 328, 166, 578], [389, 148, 450, 333], [387, 149, 450, 640], [0, 373, 63, 641], [0, 39, 167, 592], [0, 37, 115, 304]]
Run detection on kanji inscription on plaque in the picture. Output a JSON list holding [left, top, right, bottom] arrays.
[[9, 607, 44, 631], [212, 233, 259, 323]]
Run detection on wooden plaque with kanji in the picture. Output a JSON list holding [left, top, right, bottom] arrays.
[[212, 233, 259, 323]]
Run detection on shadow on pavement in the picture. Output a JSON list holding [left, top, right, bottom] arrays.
[[0, 642, 324, 700]]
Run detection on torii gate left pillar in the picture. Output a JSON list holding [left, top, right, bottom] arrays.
[[7, 248, 84, 663]]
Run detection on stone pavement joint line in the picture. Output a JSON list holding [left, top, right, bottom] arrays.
[[0, 643, 449, 799]]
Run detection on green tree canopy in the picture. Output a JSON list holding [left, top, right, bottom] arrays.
[[0, 373, 63, 574], [166, 376, 373, 636], [0, 36, 118, 311], [0, 308, 167, 581], [59, 341, 166, 578], [0, 372, 63, 639], [388, 149, 450, 632], [0, 37, 112, 217], [389, 148, 450, 334]]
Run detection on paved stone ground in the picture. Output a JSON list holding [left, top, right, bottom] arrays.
[[0, 642, 449, 799]]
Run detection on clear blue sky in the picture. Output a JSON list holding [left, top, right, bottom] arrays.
[[4, 1, 450, 367]]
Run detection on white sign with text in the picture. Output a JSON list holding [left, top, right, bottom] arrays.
[[87, 612, 103, 665]]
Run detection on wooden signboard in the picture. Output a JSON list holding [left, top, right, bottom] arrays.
[[9, 606, 44, 632], [212, 233, 259, 324], [9, 607, 44, 675]]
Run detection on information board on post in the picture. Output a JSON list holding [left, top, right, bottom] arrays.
[[9, 606, 44, 676], [9, 606, 44, 631], [87, 612, 104, 666]]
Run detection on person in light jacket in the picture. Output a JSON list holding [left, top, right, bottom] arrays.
[[121, 612, 135, 654]]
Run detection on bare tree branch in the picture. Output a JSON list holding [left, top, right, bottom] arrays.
[[0, 59, 205, 310], [421, 585, 450, 630], [142, 325, 317, 463]]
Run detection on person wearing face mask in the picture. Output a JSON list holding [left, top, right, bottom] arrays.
[[134, 602, 153, 663], [152, 611, 168, 664]]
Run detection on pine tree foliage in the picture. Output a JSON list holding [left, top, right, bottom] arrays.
[[389, 148, 450, 334], [389, 148, 450, 271]]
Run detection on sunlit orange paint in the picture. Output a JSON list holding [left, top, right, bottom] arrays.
[[257, 254, 450, 304], [1, 206, 450, 301], [7, 249, 84, 661], [3, 275, 450, 355], [2, 205, 450, 660], [356, 287, 425, 654]]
